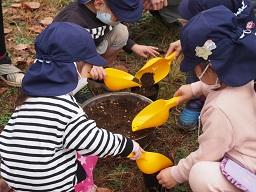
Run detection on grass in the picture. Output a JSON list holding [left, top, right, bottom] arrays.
[[0, 112, 11, 127]]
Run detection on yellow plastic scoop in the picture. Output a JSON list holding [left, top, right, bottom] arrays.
[[132, 97, 180, 131], [135, 53, 175, 84], [128, 151, 173, 174], [104, 68, 141, 91]]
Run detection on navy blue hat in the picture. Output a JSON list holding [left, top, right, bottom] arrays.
[[22, 22, 107, 97], [106, 0, 143, 22], [180, 5, 256, 87], [79, 0, 143, 22], [179, 0, 255, 28]]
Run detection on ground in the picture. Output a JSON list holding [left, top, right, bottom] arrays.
[[0, 1, 197, 191]]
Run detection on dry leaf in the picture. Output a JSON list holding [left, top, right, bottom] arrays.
[[3, 8, 9, 14], [14, 0, 21, 2], [0, 88, 8, 95], [22, 2, 41, 10], [11, 3, 22, 8], [28, 25, 44, 33], [14, 44, 29, 51], [4, 28, 12, 34], [40, 17, 53, 26]]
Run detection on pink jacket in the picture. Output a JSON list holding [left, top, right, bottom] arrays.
[[172, 81, 256, 183]]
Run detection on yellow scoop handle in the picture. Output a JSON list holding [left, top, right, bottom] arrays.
[[128, 151, 173, 174]]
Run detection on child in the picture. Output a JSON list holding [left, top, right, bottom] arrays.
[[157, 6, 256, 191], [166, 0, 255, 131], [54, 0, 159, 80], [0, 22, 143, 192]]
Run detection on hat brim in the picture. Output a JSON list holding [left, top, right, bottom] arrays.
[[180, 56, 199, 72], [179, 0, 194, 20], [211, 58, 256, 87], [83, 54, 107, 66], [22, 60, 78, 96], [107, 1, 143, 22]]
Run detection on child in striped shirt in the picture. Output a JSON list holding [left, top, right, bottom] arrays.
[[0, 22, 143, 192]]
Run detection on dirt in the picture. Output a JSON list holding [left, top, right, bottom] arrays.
[[140, 73, 155, 88], [131, 73, 159, 101], [83, 94, 155, 147]]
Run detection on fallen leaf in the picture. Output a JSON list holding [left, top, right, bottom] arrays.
[[3, 8, 9, 14], [14, 44, 29, 51], [22, 2, 41, 10], [4, 28, 12, 34], [0, 88, 8, 95], [40, 17, 53, 26], [14, 0, 21, 2], [11, 3, 22, 8], [28, 25, 44, 33]]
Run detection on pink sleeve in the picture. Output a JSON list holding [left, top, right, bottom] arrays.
[[191, 81, 211, 97], [171, 107, 235, 183]]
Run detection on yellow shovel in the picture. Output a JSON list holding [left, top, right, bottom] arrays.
[[128, 151, 173, 174], [132, 97, 180, 132], [103, 68, 141, 91], [135, 53, 175, 84]]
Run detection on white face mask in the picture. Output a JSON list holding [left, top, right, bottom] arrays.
[[206, 78, 221, 90], [96, 12, 119, 26], [74, 62, 82, 79], [198, 63, 221, 90]]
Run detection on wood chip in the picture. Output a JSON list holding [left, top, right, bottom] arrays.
[[22, 2, 41, 10]]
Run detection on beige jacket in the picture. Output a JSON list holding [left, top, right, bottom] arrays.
[[172, 81, 256, 183]]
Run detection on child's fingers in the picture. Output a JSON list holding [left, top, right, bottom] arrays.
[[174, 89, 182, 97], [165, 46, 176, 58]]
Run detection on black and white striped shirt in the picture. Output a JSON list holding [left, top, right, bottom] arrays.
[[0, 95, 133, 192]]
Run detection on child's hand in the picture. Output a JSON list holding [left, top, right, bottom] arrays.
[[130, 141, 143, 160], [165, 40, 182, 59], [174, 84, 193, 105], [143, 0, 168, 10], [156, 167, 177, 189], [131, 44, 159, 58], [90, 66, 106, 80]]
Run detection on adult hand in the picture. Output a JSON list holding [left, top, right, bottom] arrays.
[[174, 84, 194, 105], [165, 40, 182, 58], [144, 0, 168, 10], [129, 141, 144, 160], [157, 167, 178, 189], [90, 66, 106, 80], [131, 44, 159, 58]]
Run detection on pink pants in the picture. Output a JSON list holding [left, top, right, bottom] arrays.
[[189, 161, 242, 192], [75, 154, 98, 192]]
